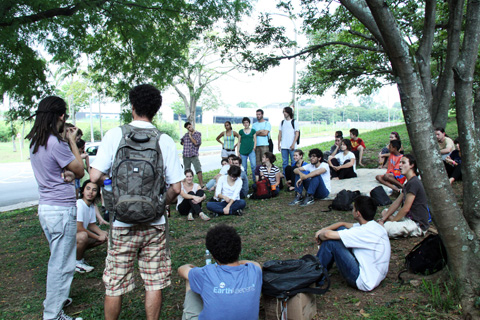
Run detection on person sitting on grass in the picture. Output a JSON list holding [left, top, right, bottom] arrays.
[[177, 169, 210, 222], [285, 149, 308, 191], [324, 131, 343, 159], [377, 131, 402, 168], [435, 127, 455, 160], [328, 139, 357, 180], [206, 165, 246, 216], [231, 156, 249, 199], [375, 140, 406, 195], [178, 224, 262, 320], [315, 196, 391, 291], [204, 159, 229, 191], [289, 148, 331, 207], [444, 139, 462, 184], [76, 180, 108, 273], [378, 154, 430, 238], [349, 128, 366, 167], [253, 151, 282, 197]]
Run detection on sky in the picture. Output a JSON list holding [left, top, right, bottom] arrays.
[[162, 0, 401, 111]]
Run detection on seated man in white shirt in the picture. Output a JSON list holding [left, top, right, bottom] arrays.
[[76, 180, 108, 273], [315, 196, 391, 291], [289, 148, 331, 207]]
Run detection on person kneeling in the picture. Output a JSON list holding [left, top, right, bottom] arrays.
[[315, 196, 391, 291], [206, 166, 246, 216], [76, 180, 108, 273], [178, 224, 262, 320]]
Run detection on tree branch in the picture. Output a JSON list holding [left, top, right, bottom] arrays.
[[0, 0, 109, 27], [260, 41, 383, 64]]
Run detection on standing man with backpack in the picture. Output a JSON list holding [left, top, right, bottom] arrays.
[[90, 84, 184, 320], [252, 109, 271, 168], [278, 106, 300, 175]]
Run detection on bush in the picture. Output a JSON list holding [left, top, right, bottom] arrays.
[[82, 127, 103, 142], [0, 124, 12, 142], [157, 122, 179, 140]]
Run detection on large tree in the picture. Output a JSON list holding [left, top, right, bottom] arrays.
[[173, 34, 236, 125], [0, 0, 250, 111], [231, 0, 480, 315]]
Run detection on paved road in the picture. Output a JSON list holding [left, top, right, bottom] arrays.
[[0, 136, 332, 211]]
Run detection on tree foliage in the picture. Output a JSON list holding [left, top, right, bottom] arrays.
[[1, 0, 250, 112]]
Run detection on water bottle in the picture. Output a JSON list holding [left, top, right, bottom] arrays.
[[104, 179, 112, 192], [205, 250, 212, 265]]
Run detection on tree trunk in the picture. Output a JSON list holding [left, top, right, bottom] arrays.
[[364, 0, 480, 316], [12, 136, 16, 152]]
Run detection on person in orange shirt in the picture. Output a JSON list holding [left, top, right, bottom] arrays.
[[375, 140, 405, 194], [349, 128, 366, 166]]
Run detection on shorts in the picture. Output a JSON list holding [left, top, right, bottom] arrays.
[[103, 224, 171, 296], [183, 156, 202, 174], [221, 149, 236, 158]]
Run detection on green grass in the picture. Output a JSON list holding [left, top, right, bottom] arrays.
[[0, 119, 463, 319]]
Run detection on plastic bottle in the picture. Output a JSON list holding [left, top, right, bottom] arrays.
[[104, 179, 112, 192], [205, 249, 212, 265]]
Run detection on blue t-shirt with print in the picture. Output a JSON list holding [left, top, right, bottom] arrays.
[[189, 262, 262, 320]]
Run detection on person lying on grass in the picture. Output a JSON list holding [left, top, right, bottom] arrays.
[[315, 196, 391, 291], [378, 154, 430, 238]]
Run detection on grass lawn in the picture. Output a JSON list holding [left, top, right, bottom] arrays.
[[0, 120, 462, 319]]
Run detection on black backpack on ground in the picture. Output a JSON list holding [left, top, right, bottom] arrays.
[[327, 189, 361, 211], [262, 254, 330, 300], [370, 186, 393, 206], [398, 234, 448, 282]]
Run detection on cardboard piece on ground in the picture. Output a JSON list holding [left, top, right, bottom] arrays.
[[263, 293, 316, 320]]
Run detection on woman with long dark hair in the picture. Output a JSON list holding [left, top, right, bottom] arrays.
[[177, 169, 210, 221]]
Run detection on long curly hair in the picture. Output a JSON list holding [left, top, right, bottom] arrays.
[[206, 224, 241, 264], [26, 96, 67, 154]]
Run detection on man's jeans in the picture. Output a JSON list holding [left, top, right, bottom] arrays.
[[240, 171, 249, 199], [241, 150, 256, 182], [294, 174, 329, 199], [281, 149, 295, 175], [38, 205, 77, 320], [206, 200, 246, 215], [316, 226, 359, 288]]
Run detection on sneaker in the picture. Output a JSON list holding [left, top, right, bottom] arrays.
[[57, 309, 83, 320], [300, 194, 315, 207], [75, 261, 94, 273], [187, 212, 194, 221], [235, 209, 243, 216], [289, 193, 303, 206], [199, 212, 211, 221]]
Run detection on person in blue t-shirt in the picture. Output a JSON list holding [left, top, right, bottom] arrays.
[[178, 224, 262, 320]]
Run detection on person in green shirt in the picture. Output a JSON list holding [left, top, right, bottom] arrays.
[[238, 117, 257, 182]]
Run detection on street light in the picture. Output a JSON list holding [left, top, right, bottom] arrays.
[[266, 12, 298, 120]]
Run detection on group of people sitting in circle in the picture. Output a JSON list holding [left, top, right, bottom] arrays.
[[175, 123, 439, 243]]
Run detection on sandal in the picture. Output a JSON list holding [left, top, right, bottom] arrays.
[[187, 212, 194, 221]]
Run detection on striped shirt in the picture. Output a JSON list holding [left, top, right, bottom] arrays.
[[258, 165, 280, 185], [223, 131, 235, 150]]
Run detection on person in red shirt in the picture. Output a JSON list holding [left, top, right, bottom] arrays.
[[375, 140, 405, 194], [349, 128, 366, 166]]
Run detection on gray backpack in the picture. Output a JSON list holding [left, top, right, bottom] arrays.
[[111, 125, 166, 224]]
